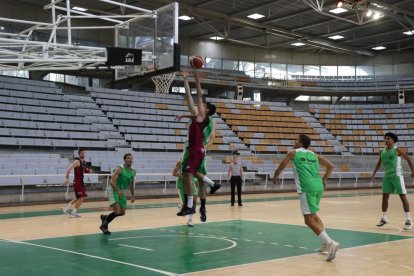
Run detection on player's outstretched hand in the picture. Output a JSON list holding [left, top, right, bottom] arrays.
[[174, 115, 184, 121], [64, 179, 70, 186], [182, 69, 189, 79]]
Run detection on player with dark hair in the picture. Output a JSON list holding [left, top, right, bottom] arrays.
[[273, 134, 339, 262], [62, 148, 91, 218], [372, 132, 414, 230], [176, 70, 216, 217], [100, 153, 136, 235]]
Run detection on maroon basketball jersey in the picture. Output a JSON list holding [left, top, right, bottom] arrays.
[[74, 158, 85, 185], [188, 118, 209, 149]]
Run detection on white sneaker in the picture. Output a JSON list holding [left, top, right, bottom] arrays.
[[69, 213, 81, 218], [404, 220, 412, 230], [61, 206, 68, 215], [326, 241, 340, 262], [187, 218, 194, 227], [318, 243, 329, 253]]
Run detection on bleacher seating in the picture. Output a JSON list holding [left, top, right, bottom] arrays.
[[310, 103, 414, 154], [0, 76, 124, 149], [209, 98, 338, 154]]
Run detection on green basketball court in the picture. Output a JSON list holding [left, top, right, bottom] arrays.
[[1, 220, 411, 275]]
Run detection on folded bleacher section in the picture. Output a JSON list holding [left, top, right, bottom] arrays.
[[310, 103, 414, 154]]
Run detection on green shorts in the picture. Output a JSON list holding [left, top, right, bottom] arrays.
[[107, 186, 127, 209], [299, 192, 323, 215], [382, 176, 406, 194], [176, 176, 198, 204], [181, 147, 207, 175]]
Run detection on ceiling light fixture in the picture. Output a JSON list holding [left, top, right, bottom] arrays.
[[372, 46, 386, 50], [291, 42, 305, 46], [403, 30, 414, 36], [178, 15, 192, 21], [210, 36, 224, 40], [247, 13, 265, 20], [73, 6, 88, 12], [329, 35, 344, 40], [329, 7, 348, 14], [373, 12, 381, 20], [366, 10, 373, 17]]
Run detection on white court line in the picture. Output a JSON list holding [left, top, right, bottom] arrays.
[[118, 244, 154, 251], [109, 235, 237, 255], [184, 234, 414, 275], [0, 238, 177, 276]]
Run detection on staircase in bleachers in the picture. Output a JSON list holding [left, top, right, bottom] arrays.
[[310, 103, 414, 154]]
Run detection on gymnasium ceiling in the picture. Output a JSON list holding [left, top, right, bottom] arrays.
[[8, 0, 414, 56]]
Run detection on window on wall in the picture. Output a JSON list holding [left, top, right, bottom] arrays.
[[239, 61, 255, 77], [223, 59, 239, 71], [287, 64, 303, 76], [374, 64, 393, 76], [338, 66, 355, 76], [271, 63, 286, 79], [0, 70, 29, 78], [321, 66, 337, 76], [255, 62, 271, 78], [180, 55, 189, 67], [356, 65, 373, 76], [205, 58, 222, 69], [304, 65, 320, 76]]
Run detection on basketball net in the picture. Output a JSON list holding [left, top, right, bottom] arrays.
[[151, 72, 176, 94]]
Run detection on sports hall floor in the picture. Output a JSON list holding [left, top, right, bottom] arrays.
[[1, 190, 414, 275]]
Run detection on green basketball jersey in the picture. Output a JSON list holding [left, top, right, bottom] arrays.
[[381, 147, 403, 179], [291, 148, 323, 193], [114, 165, 136, 190]]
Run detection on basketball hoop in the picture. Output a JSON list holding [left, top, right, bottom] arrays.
[[151, 72, 176, 94]]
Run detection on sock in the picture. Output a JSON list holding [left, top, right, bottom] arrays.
[[405, 212, 411, 221], [203, 176, 215, 187], [382, 212, 388, 220], [104, 212, 118, 226], [71, 208, 77, 215], [189, 214, 193, 220], [319, 231, 333, 245], [200, 199, 206, 209], [187, 196, 193, 208]]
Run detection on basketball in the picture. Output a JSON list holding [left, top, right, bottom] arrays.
[[190, 55, 204, 69]]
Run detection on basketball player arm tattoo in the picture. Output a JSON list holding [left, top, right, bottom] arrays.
[[397, 148, 414, 177], [64, 160, 79, 185], [194, 71, 206, 122], [183, 69, 197, 116], [371, 155, 382, 181], [111, 167, 123, 196], [317, 155, 335, 189], [273, 150, 295, 184]]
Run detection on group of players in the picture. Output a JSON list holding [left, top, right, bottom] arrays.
[[61, 69, 414, 262]]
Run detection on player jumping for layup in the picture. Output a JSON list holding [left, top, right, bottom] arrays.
[[177, 70, 216, 217]]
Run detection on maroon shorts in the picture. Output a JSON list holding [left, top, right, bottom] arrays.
[[183, 148, 206, 175], [73, 182, 88, 199]]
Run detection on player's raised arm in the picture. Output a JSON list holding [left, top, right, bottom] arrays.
[[183, 69, 197, 116], [194, 71, 206, 122]]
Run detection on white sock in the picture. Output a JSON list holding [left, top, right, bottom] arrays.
[[382, 212, 388, 220], [319, 231, 333, 245], [71, 208, 78, 215], [203, 176, 215, 187], [405, 212, 411, 221], [187, 196, 193, 208]]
